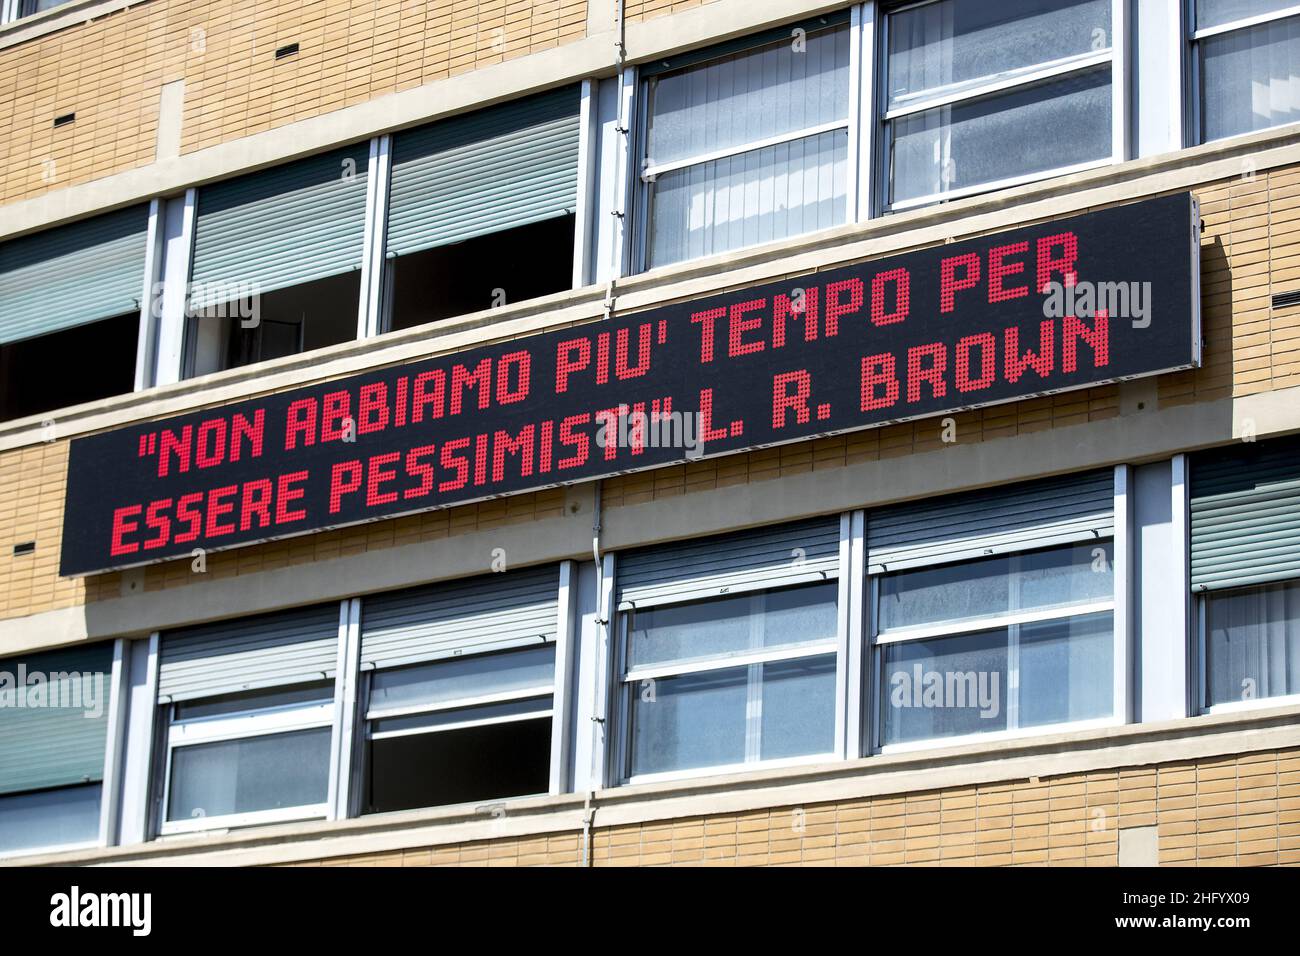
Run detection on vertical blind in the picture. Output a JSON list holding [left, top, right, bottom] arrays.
[[158, 604, 341, 702], [867, 470, 1115, 573], [189, 144, 371, 308], [617, 516, 842, 608], [386, 86, 582, 258], [360, 565, 561, 671], [0, 644, 113, 796], [643, 23, 850, 267], [1190, 435, 1300, 591], [0, 205, 149, 345]]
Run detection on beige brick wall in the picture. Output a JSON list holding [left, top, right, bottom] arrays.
[[0, 0, 590, 204], [286, 747, 1300, 866], [1, 167, 1298, 624], [0, 3, 168, 205], [625, 0, 718, 23]]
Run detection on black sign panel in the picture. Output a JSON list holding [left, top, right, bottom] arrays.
[[60, 193, 1200, 576]]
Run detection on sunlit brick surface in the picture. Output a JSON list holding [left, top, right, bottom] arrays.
[[286, 748, 1300, 867]]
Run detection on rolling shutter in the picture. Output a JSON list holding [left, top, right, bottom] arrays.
[[158, 604, 341, 702], [617, 516, 842, 609], [360, 565, 561, 671], [867, 470, 1115, 573], [0, 205, 149, 345], [385, 86, 581, 258], [0, 644, 113, 795], [1191, 436, 1300, 592], [189, 144, 370, 308]]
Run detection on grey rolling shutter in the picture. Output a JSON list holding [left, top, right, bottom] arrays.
[[0, 205, 148, 345], [386, 86, 581, 258], [617, 516, 841, 609], [1191, 436, 1300, 592], [189, 144, 370, 308], [868, 470, 1114, 573], [0, 644, 113, 795], [158, 604, 341, 702], [361, 565, 560, 670]]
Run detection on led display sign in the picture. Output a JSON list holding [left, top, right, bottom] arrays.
[[61, 193, 1200, 575]]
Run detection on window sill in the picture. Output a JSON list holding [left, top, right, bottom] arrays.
[[0, 0, 144, 51], [10, 699, 1300, 867]]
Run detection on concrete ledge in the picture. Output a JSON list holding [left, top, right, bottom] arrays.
[[0, 0, 140, 51], [4, 385, 1298, 649], [10, 700, 1299, 867]]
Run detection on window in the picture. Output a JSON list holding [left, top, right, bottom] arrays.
[[17, 0, 76, 17], [619, 583, 839, 779], [882, 0, 1117, 209], [1193, 0, 1300, 141], [0, 645, 113, 857], [0, 206, 147, 422], [185, 146, 369, 377], [636, 17, 851, 269], [1191, 436, 1300, 709], [161, 683, 334, 833], [362, 646, 556, 812], [154, 604, 341, 834], [383, 88, 582, 332], [1204, 581, 1300, 706], [875, 542, 1116, 747], [356, 565, 564, 812]]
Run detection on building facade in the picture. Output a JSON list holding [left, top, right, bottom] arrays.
[[0, 0, 1299, 866]]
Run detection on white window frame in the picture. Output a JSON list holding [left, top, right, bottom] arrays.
[[633, 12, 862, 273], [877, 0, 1129, 212], [1196, 582, 1300, 715], [1187, 0, 1300, 143], [157, 692, 334, 836], [613, 569, 848, 786], [356, 657, 557, 809], [353, 561, 577, 810], [0, 639, 128, 861], [869, 538, 1124, 755]]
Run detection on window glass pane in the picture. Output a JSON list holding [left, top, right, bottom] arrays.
[[368, 646, 556, 714], [21, 0, 76, 15], [887, 0, 1111, 108], [0, 784, 101, 855], [1199, 16, 1300, 142], [1207, 581, 1300, 705], [173, 682, 333, 721], [629, 666, 748, 775], [167, 727, 330, 821], [646, 26, 849, 166], [647, 128, 847, 268], [889, 66, 1111, 205], [627, 582, 838, 669], [881, 629, 1009, 745], [371, 697, 552, 736], [1197, 0, 1296, 30], [1018, 611, 1114, 726], [759, 654, 837, 759], [366, 717, 551, 813], [879, 542, 1112, 632], [1018, 542, 1113, 608]]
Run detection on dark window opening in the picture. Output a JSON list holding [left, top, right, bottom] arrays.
[[385, 214, 575, 332], [0, 311, 138, 423], [186, 271, 359, 377], [365, 717, 551, 813]]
